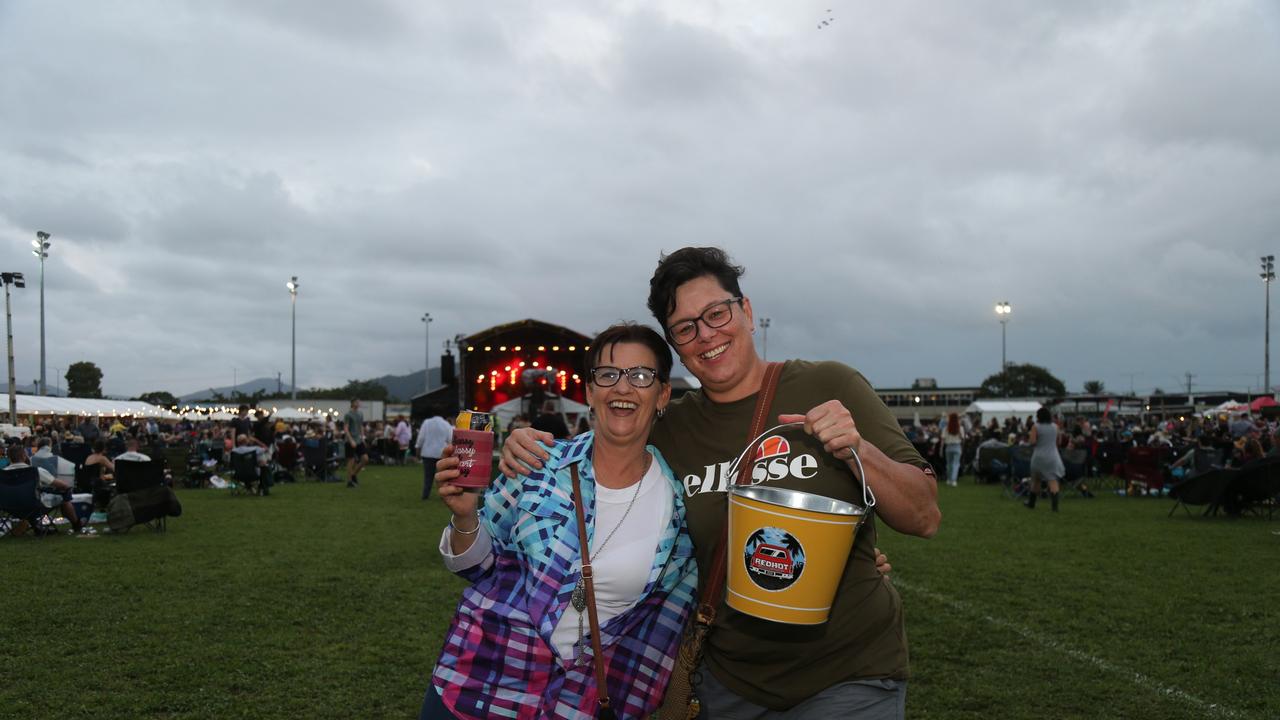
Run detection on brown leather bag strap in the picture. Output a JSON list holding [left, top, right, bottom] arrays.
[[570, 464, 615, 718], [697, 361, 784, 622]]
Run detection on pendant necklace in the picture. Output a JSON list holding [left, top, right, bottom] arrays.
[[571, 461, 648, 662]]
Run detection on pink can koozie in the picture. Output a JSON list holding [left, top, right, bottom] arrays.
[[452, 429, 494, 488]]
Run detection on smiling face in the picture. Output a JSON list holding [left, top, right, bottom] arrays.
[[667, 274, 764, 402], [586, 341, 672, 450]]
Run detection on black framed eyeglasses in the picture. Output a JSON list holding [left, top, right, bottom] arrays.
[[667, 297, 744, 346], [590, 366, 660, 388]]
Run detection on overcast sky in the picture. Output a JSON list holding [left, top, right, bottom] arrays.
[[2, 0, 1278, 399]]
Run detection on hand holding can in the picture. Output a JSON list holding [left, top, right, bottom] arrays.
[[452, 411, 494, 489]]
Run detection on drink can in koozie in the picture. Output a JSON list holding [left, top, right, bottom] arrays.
[[456, 411, 492, 432], [452, 411, 494, 488]]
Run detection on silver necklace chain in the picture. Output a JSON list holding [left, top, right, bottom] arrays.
[[571, 457, 650, 664]]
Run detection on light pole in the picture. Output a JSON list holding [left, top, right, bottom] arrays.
[[422, 313, 433, 393], [758, 317, 771, 361], [32, 231, 50, 395], [454, 333, 467, 411], [2, 272, 27, 422], [995, 301, 1012, 390], [1263, 256, 1275, 397], [287, 276, 299, 400]]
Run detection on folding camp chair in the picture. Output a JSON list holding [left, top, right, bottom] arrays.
[[75, 464, 113, 512], [31, 454, 59, 478], [1123, 446, 1168, 495], [974, 445, 1010, 485], [0, 466, 59, 537], [1167, 467, 1234, 517], [113, 460, 174, 531], [273, 438, 301, 484], [158, 446, 193, 488], [229, 451, 268, 496], [1226, 456, 1280, 519], [1060, 448, 1088, 497], [302, 441, 339, 482], [1006, 446, 1033, 500], [60, 441, 90, 468]]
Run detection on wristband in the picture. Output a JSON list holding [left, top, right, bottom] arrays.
[[450, 514, 481, 535]]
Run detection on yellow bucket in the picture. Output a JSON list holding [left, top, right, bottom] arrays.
[[726, 485, 867, 625]]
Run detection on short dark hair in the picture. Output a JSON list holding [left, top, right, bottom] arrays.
[[7, 444, 26, 464], [92, 439, 105, 453], [587, 323, 673, 384], [647, 247, 746, 331], [1036, 407, 1051, 423]]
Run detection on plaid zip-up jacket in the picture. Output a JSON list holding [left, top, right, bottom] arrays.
[[432, 432, 698, 720]]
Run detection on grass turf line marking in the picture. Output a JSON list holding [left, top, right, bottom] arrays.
[[894, 578, 1245, 720]]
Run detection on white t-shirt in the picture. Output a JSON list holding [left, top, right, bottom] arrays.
[[548, 454, 672, 662]]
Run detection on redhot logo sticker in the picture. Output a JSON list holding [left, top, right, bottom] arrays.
[[743, 527, 806, 591]]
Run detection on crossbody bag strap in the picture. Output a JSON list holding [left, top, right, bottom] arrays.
[[570, 463, 617, 720], [697, 361, 784, 622]]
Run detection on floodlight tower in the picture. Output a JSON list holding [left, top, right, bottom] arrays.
[[3, 272, 27, 422], [1263, 256, 1275, 396], [995, 301, 1012, 395], [32, 232, 50, 395], [286, 276, 299, 400], [758, 317, 771, 361], [422, 313, 433, 393]]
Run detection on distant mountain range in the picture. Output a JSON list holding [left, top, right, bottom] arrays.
[[179, 368, 443, 403], [0, 382, 65, 396]]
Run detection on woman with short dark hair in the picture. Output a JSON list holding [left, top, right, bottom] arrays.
[[1026, 406, 1065, 511]]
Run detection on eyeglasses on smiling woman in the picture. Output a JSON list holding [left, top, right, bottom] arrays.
[[666, 297, 744, 346], [589, 366, 661, 388]]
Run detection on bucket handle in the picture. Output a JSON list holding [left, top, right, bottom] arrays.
[[726, 421, 876, 510]]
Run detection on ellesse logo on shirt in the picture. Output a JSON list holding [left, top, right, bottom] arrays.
[[682, 435, 820, 496]]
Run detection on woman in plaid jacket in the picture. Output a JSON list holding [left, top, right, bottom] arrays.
[[423, 324, 698, 720]]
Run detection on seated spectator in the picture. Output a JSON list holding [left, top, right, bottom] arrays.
[[1231, 436, 1264, 468], [115, 436, 151, 462], [31, 437, 75, 480], [232, 434, 272, 495], [1169, 435, 1214, 480], [84, 440, 116, 482], [4, 445, 90, 535], [972, 433, 1010, 481]]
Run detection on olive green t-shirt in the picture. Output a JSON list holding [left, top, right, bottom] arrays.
[[648, 359, 926, 710]]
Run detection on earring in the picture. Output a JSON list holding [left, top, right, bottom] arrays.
[[657, 407, 666, 419]]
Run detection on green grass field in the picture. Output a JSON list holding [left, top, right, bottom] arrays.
[[3, 466, 1276, 719]]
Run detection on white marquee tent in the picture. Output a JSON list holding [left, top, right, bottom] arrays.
[[964, 400, 1043, 425], [1, 394, 180, 420]]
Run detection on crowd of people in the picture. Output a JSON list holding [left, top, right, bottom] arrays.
[[0, 400, 501, 535], [905, 407, 1280, 499]]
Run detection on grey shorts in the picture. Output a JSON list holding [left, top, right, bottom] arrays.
[[696, 665, 906, 720]]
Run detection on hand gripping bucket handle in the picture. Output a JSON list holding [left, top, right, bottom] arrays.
[[726, 421, 876, 512]]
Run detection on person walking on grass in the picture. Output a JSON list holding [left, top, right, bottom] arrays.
[[416, 410, 453, 500], [941, 412, 966, 487], [344, 398, 369, 488], [1025, 406, 1065, 512]]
